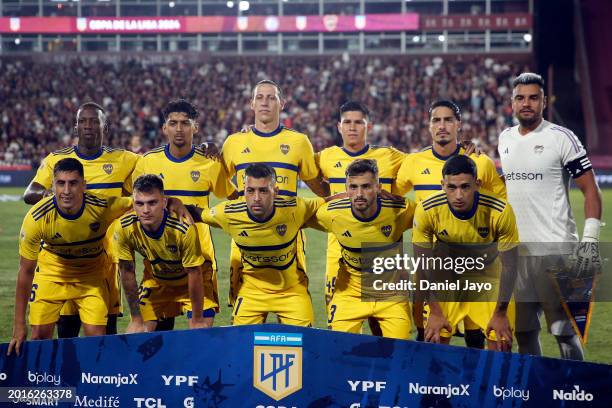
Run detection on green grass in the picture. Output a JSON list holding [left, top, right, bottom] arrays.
[[1, 187, 611, 364]]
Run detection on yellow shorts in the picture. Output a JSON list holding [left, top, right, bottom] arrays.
[[229, 229, 307, 306], [138, 278, 213, 322], [29, 276, 108, 326], [60, 261, 121, 316], [328, 290, 412, 340], [231, 280, 313, 327], [424, 301, 516, 341]]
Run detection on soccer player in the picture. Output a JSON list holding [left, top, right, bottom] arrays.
[[412, 155, 519, 351], [396, 99, 506, 346], [198, 163, 326, 326], [308, 159, 416, 339], [498, 73, 602, 360], [9, 159, 135, 355], [133, 99, 238, 328], [23, 102, 140, 337], [316, 101, 405, 306], [115, 175, 209, 332], [221, 80, 329, 306]]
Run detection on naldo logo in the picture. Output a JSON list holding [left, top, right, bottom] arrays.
[[553, 385, 594, 402]]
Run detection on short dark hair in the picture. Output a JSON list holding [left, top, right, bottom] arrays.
[[339, 101, 370, 121], [133, 174, 165, 194], [162, 99, 198, 121], [442, 155, 477, 178], [53, 158, 84, 178], [346, 159, 379, 179], [77, 102, 107, 124], [429, 100, 461, 121], [252, 80, 283, 100], [512, 72, 545, 90], [245, 163, 277, 182]]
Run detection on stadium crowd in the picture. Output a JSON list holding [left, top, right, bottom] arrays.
[[0, 55, 528, 166]]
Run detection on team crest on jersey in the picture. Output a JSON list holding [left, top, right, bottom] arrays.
[[103, 163, 113, 174], [534, 145, 544, 154], [280, 144, 290, 155], [253, 332, 302, 401], [276, 224, 287, 236], [191, 170, 200, 182], [89, 222, 101, 232], [381, 225, 392, 237], [478, 227, 489, 238], [166, 245, 178, 253]]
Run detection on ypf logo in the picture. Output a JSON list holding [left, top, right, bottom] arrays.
[[253, 332, 303, 401]]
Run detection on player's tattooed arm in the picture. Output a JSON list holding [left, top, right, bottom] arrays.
[[7, 257, 37, 356], [23, 181, 52, 205], [304, 175, 330, 197], [119, 260, 146, 334]]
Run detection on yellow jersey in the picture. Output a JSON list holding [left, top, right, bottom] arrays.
[[19, 193, 132, 282], [201, 197, 324, 292], [396, 145, 506, 202], [316, 145, 406, 194], [222, 126, 320, 197], [33, 146, 140, 196], [412, 189, 519, 277], [114, 211, 205, 287], [133, 144, 236, 208], [309, 197, 416, 293]]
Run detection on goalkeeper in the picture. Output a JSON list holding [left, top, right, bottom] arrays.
[[497, 73, 603, 360]]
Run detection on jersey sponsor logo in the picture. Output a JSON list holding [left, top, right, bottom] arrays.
[[89, 222, 101, 232], [534, 145, 544, 154], [478, 227, 489, 238], [103, 163, 113, 174], [421, 168, 431, 175], [381, 225, 392, 237], [553, 385, 594, 402], [239, 230, 249, 237], [334, 161, 342, 168], [280, 144, 290, 155], [242, 147, 251, 154], [166, 245, 178, 253], [253, 332, 303, 401], [276, 224, 287, 236], [190, 170, 200, 182], [504, 172, 543, 181], [342, 230, 352, 237]]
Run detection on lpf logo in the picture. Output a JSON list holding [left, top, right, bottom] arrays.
[[253, 332, 303, 401]]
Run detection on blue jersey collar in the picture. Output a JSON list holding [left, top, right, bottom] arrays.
[[448, 192, 479, 220], [164, 144, 195, 163], [252, 125, 283, 137], [54, 194, 86, 220], [342, 144, 370, 157], [432, 144, 461, 161]]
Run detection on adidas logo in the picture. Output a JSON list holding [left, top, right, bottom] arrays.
[[242, 147, 251, 154], [334, 161, 342, 168], [238, 230, 249, 237], [503, 147, 509, 154], [439, 229, 448, 236], [421, 168, 431, 175], [342, 230, 352, 237], [52, 232, 62, 239]]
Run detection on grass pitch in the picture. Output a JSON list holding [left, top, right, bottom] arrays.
[[0, 187, 610, 364]]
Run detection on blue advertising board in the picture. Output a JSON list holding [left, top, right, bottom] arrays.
[[1, 324, 611, 407]]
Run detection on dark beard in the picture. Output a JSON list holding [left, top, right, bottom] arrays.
[[518, 114, 541, 129], [436, 139, 452, 146]]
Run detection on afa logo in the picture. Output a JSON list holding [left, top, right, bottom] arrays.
[[381, 225, 392, 237], [253, 332, 303, 401], [191, 170, 201, 182], [478, 227, 489, 238]]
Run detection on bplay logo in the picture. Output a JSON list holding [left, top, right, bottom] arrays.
[[28, 371, 61, 386], [493, 385, 529, 401], [408, 382, 470, 399], [553, 385, 594, 402]]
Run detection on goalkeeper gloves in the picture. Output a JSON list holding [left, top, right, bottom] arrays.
[[571, 218, 602, 278]]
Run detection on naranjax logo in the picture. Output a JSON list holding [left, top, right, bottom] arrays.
[[408, 382, 470, 399], [81, 372, 138, 388], [553, 385, 593, 402]]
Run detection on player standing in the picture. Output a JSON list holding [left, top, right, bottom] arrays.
[[396, 99, 506, 346], [221, 80, 329, 306], [23, 102, 140, 337], [498, 73, 602, 360], [199, 164, 325, 326], [412, 155, 519, 351], [133, 99, 238, 328], [309, 159, 415, 339], [115, 175, 209, 332]]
